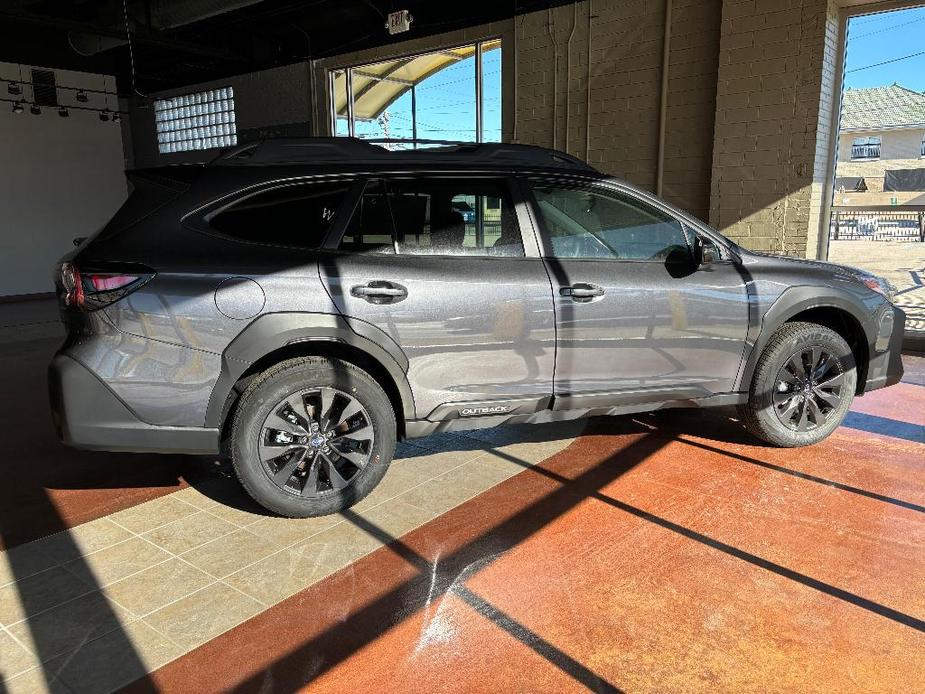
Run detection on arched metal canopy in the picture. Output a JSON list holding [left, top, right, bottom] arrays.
[[332, 40, 499, 121]]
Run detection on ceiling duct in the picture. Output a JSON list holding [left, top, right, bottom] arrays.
[[147, 0, 266, 30], [67, 0, 266, 56]]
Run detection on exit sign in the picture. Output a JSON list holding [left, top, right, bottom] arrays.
[[386, 10, 412, 35]]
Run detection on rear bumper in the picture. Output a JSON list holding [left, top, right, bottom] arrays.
[[864, 305, 905, 393], [48, 354, 220, 455]]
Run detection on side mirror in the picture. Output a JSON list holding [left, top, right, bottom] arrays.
[[695, 236, 719, 267]]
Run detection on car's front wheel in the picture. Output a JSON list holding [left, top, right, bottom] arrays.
[[230, 357, 396, 517], [742, 322, 857, 447]]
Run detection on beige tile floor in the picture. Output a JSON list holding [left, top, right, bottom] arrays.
[[0, 421, 581, 694]]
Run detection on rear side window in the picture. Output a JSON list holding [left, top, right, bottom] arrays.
[[389, 179, 523, 257], [209, 181, 350, 247], [339, 181, 395, 254]]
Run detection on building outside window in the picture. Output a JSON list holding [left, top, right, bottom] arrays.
[[329, 39, 501, 148], [851, 135, 881, 159]]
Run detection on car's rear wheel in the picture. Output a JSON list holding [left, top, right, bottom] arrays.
[[742, 322, 856, 447], [230, 357, 395, 517]]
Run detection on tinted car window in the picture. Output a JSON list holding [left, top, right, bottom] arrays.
[[339, 181, 395, 254], [533, 185, 691, 261], [389, 179, 523, 257], [209, 181, 350, 247]]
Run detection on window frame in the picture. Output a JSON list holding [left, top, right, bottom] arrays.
[[326, 173, 541, 259], [327, 37, 502, 146], [184, 175, 363, 251], [155, 86, 237, 154], [521, 176, 703, 264], [850, 135, 881, 160]]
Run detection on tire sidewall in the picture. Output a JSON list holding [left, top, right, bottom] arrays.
[[231, 358, 395, 517]]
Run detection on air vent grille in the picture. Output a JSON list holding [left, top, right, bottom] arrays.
[[30, 68, 58, 107]]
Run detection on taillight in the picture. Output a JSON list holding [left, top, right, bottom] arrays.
[[59, 262, 84, 309], [58, 262, 153, 311], [88, 274, 139, 292]]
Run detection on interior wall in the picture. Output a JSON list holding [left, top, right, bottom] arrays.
[[0, 62, 127, 297], [128, 62, 315, 169]]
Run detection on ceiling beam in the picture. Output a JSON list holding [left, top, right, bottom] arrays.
[[0, 9, 249, 64]]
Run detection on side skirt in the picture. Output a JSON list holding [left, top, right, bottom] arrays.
[[404, 392, 748, 439]]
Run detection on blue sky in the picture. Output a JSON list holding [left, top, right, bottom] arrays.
[[844, 5, 925, 92], [348, 46, 501, 143]]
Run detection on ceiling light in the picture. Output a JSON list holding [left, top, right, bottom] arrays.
[[112, 112, 121, 123], [8, 81, 21, 95], [30, 104, 41, 115], [12, 101, 24, 114], [58, 106, 69, 117], [76, 90, 88, 103], [99, 110, 110, 122]]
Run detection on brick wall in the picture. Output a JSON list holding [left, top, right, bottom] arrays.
[[709, 0, 838, 256], [513, 0, 721, 221], [662, 0, 722, 221]]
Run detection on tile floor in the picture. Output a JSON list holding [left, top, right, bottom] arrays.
[[0, 422, 582, 693]]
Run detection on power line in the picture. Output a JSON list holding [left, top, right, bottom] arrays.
[[846, 49, 925, 73], [850, 14, 925, 39]]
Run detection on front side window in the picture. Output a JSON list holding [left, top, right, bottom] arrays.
[[209, 181, 350, 247], [851, 136, 881, 159], [532, 184, 691, 261], [389, 179, 523, 257]]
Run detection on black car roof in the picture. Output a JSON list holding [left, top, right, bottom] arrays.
[[209, 137, 597, 172]]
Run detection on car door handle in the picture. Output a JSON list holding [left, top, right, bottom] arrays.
[[350, 281, 408, 304], [560, 283, 605, 302]]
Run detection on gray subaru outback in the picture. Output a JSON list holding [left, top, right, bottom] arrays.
[[49, 138, 905, 517]]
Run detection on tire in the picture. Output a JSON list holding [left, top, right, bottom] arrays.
[[742, 322, 857, 447], [230, 357, 396, 517]]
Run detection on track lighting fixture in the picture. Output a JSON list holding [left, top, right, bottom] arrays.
[[7, 81, 21, 95], [58, 106, 69, 117], [99, 110, 110, 122], [12, 101, 24, 114], [76, 90, 88, 103], [30, 103, 41, 115], [112, 112, 121, 123]]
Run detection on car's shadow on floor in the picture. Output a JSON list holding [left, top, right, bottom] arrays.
[[183, 407, 765, 516]]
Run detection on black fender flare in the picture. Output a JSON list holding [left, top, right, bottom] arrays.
[[204, 312, 415, 428], [734, 285, 878, 392]]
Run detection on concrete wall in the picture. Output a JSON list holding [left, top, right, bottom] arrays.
[[129, 62, 315, 169], [0, 62, 127, 297]]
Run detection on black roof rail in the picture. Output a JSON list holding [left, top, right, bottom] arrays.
[[211, 137, 595, 171]]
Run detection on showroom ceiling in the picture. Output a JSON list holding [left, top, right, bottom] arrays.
[[0, 0, 575, 93]]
